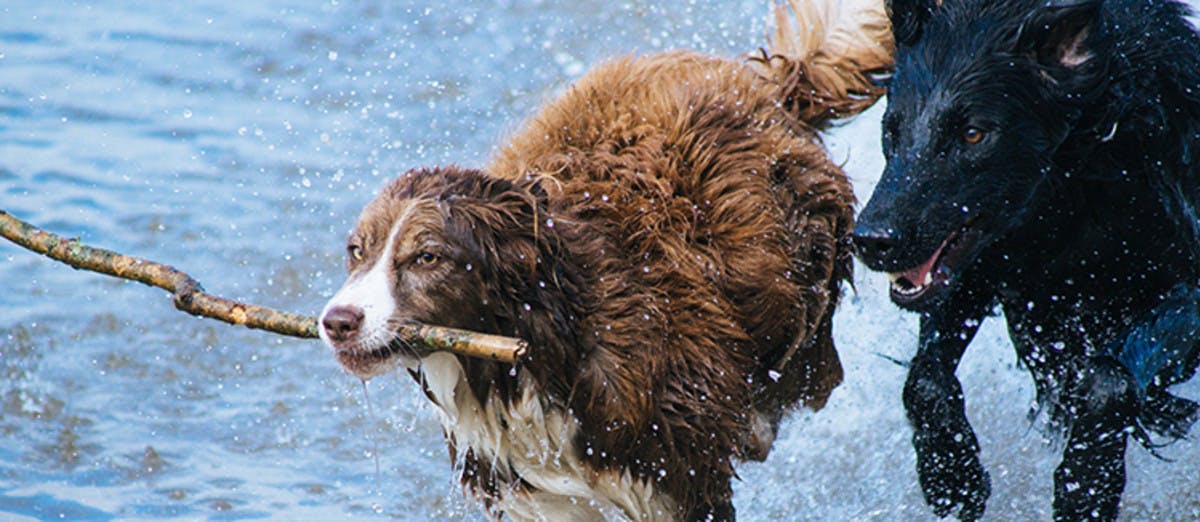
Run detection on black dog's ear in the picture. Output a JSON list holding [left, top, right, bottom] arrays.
[[887, 0, 937, 45], [1017, 0, 1101, 69]]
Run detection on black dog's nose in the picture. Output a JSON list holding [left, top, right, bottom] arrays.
[[322, 305, 365, 342], [851, 226, 901, 263]]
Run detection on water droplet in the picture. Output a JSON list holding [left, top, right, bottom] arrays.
[[768, 370, 782, 382], [465, 263, 473, 272]]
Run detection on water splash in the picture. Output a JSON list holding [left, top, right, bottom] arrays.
[[360, 379, 382, 494]]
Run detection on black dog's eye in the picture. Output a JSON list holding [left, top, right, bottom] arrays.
[[963, 126, 985, 144], [415, 252, 440, 266], [348, 245, 364, 262]]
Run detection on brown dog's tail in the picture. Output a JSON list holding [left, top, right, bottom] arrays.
[[751, 0, 894, 129]]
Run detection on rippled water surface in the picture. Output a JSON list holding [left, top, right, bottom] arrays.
[[3, 1, 1200, 520]]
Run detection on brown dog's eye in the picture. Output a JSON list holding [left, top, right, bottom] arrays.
[[963, 126, 985, 144], [415, 252, 440, 266], [348, 245, 364, 261]]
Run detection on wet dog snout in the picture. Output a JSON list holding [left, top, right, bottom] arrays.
[[851, 225, 901, 263], [322, 305, 365, 342]]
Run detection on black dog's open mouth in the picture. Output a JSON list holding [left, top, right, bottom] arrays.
[[888, 217, 983, 306]]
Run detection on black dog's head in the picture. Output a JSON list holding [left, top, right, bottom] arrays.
[[855, 0, 1105, 310]]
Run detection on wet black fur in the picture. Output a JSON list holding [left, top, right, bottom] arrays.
[[855, 1, 1200, 520]]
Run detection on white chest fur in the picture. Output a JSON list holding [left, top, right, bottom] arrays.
[[414, 352, 676, 521]]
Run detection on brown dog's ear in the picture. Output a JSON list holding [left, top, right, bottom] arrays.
[[1018, 0, 1101, 69], [887, 0, 937, 45]]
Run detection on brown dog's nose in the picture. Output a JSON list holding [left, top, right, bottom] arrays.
[[322, 305, 364, 342]]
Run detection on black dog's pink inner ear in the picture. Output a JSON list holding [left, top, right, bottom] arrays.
[[1039, 18, 1094, 68], [1020, 1, 1100, 69]]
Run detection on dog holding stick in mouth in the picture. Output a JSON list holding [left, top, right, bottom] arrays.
[[319, 1, 892, 519]]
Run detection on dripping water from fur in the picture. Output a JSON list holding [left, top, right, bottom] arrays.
[[360, 379, 383, 493]]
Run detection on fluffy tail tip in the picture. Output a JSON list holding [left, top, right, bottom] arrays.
[[753, 0, 895, 128]]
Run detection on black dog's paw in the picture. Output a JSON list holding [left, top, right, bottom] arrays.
[[914, 430, 991, 521]]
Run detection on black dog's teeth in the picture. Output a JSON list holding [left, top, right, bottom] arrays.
[[887, 272, 929, 296]]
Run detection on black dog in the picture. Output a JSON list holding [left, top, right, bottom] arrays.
[[854, 0, 1200, 520]]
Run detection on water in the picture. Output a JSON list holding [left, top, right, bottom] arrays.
[[1, 1, 1199, 520]]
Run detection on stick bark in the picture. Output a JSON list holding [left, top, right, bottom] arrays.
[[0, 209, 524, 363]]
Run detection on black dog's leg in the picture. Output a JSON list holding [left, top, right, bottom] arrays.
[[1122, 284, 1200, 438], [905, 290, 993, 521], [1117, 284, 1200, 398], [1053, 284, 1200, 521], [1053, 358, 1137, 522], [1051, 284, 1200, 522]]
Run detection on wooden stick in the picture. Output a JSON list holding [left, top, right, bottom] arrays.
[[0, 209, 525, 363]]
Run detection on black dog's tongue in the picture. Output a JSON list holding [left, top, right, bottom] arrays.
[[891, 235, 952, 291], [897, 252, 938, 288]]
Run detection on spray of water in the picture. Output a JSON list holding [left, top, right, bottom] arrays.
[[360, 379, 383, 493]]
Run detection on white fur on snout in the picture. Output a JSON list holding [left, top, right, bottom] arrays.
[[319, 219, 406, 355]]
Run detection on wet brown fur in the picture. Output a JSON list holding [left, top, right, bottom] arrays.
[[340, 2, 893, 519]]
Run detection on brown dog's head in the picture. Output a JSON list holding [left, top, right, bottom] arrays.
[[318, 166, 542, 379]]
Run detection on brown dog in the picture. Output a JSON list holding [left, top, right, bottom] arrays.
[[319, 1, 892, 519]]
